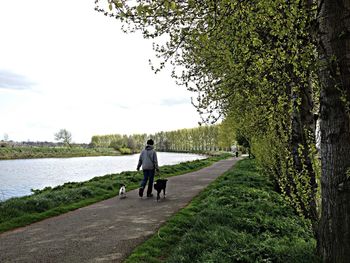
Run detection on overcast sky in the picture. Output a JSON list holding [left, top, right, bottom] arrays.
[[0, 0, 200, 143]]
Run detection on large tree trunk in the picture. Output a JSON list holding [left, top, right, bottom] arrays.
[[318, 0, 350, 261]]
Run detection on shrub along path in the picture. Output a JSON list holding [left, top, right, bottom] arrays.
[[0, 157, 238, 263]]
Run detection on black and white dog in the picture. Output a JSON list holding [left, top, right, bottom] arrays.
[[119, 184, 126, 199], [154, 179, 168, 201]]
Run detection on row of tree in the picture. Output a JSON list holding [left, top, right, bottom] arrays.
[[95, 0, 350, 261], [90, 123, 237, 153], [153, 124, 236, 152]]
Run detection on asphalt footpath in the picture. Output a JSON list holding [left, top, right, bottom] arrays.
[[0, 157, 240, 263]]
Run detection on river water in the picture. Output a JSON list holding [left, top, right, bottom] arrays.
[[0, 152, 205, 201]]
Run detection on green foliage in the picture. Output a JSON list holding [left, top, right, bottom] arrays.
[[0, 154, 230, 233], [118, 147, 132, 154], [251, 123, 320, 221], [91, 133, 147, 152], [155, 124, 235, 152], [125, 159, 319, 263], [236, 132, 250, 149]]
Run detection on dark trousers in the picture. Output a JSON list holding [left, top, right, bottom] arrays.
[[140, 169, 155, 195]]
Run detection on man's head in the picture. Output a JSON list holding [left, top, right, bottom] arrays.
[[147, 139, 154, 145]]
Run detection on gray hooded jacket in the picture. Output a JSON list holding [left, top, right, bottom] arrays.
[[137, 145, 159, 170]]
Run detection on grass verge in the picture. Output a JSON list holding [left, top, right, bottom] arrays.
[[0, 153, 230, 233], [124, 159, 319, 263]]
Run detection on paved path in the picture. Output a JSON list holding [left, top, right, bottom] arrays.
[[0, 158, 239, 263]]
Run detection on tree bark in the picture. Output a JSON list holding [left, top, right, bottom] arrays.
[[318, 0, 350, 261]]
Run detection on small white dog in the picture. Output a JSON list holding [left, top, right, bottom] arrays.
[[119, 184, 126, 199]]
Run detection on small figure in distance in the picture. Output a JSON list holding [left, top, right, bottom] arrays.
[[137, 139, 159, 198], [231, 144, 238, 158]]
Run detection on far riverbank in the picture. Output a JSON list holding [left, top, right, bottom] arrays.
[[0, 146, 120, 160]]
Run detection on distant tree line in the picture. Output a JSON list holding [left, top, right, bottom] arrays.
[[90, 122, 237, 153], [153, 124, 235, 152]]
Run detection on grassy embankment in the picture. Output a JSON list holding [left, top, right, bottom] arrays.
[[0, 153, 230, 233], [0, 146, 119, 160], [125, 159, 319, 263]]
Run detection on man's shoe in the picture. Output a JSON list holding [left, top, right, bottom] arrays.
[[147, 193, 153, 198], [139, 188, 144, 197]]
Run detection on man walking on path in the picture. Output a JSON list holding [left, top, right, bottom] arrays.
[[137, 139, 159, 198]]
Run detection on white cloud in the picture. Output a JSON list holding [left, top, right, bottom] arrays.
[[0, 0, 200, 143]]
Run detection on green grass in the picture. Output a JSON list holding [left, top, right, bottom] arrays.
[[0, 146, 120, 160], [124, 159, 319, 263], [0, 154, 230, 233]]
